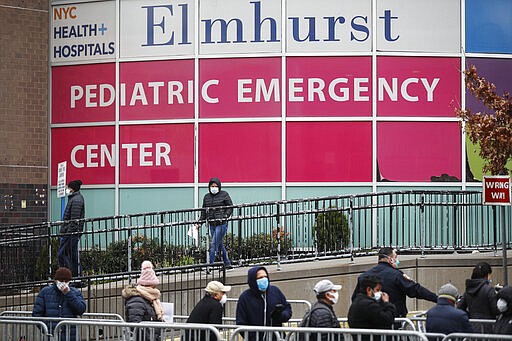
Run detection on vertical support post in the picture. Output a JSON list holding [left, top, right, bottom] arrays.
[[420, 194, 425, 258], [349, 196, 354, 263], [276, 202, 282, 271], [389, 194, 393, 246], [502, 206, 508, 286], [493, 205, 497, 257], [47, 221, 52, 280], [453, 194, 458, 254], [237, 207, 243, 266], [314, 200, 319, 260]]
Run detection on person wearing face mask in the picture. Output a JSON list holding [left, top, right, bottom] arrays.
[[236, 266, 292, 341], [186, 281, 231, 340], [298, 280, 341, 341], [196, 177, 234, 272], [457, 261, 499, 329], [352, 247, 437, 318], [494, 286, 512, 335], [425, 283, 473, 335], [32, 267, 86, 341], [348, 275, 396, 341], [58, 180, 85, 279]]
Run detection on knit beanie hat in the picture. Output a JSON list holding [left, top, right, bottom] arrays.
[[54, 267, 72, 282], [438, 283, 459, 301], [138, 261, 159, 286], [68, 180, 82, 192]]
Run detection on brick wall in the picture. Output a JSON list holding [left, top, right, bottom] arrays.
[[0, 0, 49, 225]]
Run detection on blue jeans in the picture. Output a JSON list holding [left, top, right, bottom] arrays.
[[58, 236, 80, 277], [209, 223, 231, 266]]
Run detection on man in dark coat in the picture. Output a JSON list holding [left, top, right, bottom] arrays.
[[236, 266, 292, 341], [187, 280, 231, 340], [196, 177, 234, 271], [348, 275, 397, 341], [32, 267, 86, 341], [58, 180, 85, 278], [426, 283, 473, 335], [494, 286, 512, 335], [300, 279, 341, 341], [352, 247, 437, 317]]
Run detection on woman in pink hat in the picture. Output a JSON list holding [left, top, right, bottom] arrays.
[[122, 261, 164, 340]]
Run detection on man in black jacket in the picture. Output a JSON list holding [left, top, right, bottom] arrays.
[[187, 280, 231, 340], [300, 279, 341, 341], [58, 180, 85, 278], [348, 275, 397, 341], [352, 247, 437, 317], [196, 177, 234, 271]]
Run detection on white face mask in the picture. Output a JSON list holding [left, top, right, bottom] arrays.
[[373, 291, 382, 301], [210, 187, 219, 194], [65, 188, 72, 195], [497, 298, 508, 313], [219, 294, 227, 305], [327, 291, 339, 304]]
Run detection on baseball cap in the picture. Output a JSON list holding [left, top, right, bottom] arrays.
[[314, 279, 342, 294], [205, 281, 232, 293]]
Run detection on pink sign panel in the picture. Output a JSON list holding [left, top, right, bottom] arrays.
[[119, 124, 194, 184], [199, 58, 281, 118], [377, 122, 461, 182], [51, 126, 115, 185], [120, 60, 194, 120], [286, 122, 372, 182], [286, 57, 372, 117], [199, 122, 281, 182], [52, 63, 116, 124], [377, 57, 460, 117]]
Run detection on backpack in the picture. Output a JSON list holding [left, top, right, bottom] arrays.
[[298, 304, 335, 341]]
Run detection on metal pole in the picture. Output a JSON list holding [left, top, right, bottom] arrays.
[[349, 197, 354, 263], [493, 205, 497, 257], [502, 205, 508, 286], [276, 203, 281, 271], [420, 194, 425, 258]]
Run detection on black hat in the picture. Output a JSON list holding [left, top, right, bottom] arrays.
[[68, 180, 82, 192]]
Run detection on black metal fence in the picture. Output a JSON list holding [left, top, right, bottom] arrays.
[[0, 190, 510, 285]]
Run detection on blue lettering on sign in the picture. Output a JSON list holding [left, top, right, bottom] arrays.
[[142, 3, 191, 47], [379, 10, 399, 42]]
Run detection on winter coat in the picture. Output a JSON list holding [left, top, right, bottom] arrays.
[[352, 262, 437, 317], [348, 293, 396, 329], [236, 266, 292, 341], [426, 297, 473, 335], [199, 178, 233, 226], [494, 286, 512, 335], [303, 300, 339, 341], [186, 294, 224, 340], [457, 278, 499, 319], [32, 283, 86, 340], [60, 191, 85, 234], [122, 285, 162, 341]]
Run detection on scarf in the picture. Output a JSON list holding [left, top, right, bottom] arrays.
[[136, 285, 164, 321]]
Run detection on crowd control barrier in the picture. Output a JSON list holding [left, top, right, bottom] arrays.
[[408, 316, 497, 334], [440, 334, 512, 341], [0, 318, 50, 341], [0, 310, 124, 321]]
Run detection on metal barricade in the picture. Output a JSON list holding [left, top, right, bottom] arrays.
[[337, 317, 416, 331], [0, 319, 50, 341], [409, 316, 497, 335], [441, 333, 512, 341], [0, 310, 124, 321], [54, 320, 223, 341], [230, 326, 429, 341], [223, 298, 312, 323]]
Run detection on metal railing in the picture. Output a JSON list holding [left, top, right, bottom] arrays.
[[0, 190, 510, 284]]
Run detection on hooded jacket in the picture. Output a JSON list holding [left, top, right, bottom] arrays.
[[236, 266, 292, 340], [457, 278, 499, 319], [494, 286, 512, 335], [199, 178, 233, 226], [122, 285, 162, 341]]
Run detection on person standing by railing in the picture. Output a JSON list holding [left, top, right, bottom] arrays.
[[58, 180, 85, 279], [494, 286, 512, 334], [196, 177, 234, 272], [352, 247, 437, 318], [32, 267, 86, 341], [457, 261, 499, 329]]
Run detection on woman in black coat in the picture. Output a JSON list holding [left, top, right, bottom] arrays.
[[457, 262, 499, 319], [494, 286, 512, 335]]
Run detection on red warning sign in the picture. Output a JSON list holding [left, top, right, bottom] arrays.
[[483, 176, 511, 205]]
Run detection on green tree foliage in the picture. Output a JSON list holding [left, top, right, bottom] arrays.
[[456, 65, 512, 176], [313, 209, 350, 252]]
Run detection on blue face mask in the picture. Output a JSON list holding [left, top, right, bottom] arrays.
[[257, 277, 269, 291], [395, 259, 400, 268]]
